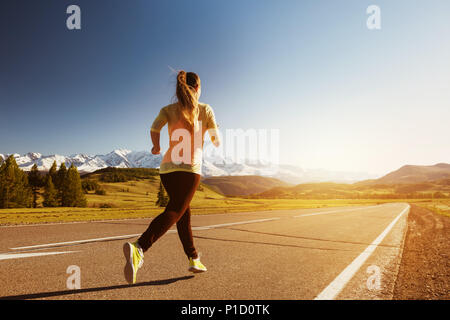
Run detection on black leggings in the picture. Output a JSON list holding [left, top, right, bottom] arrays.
[[137, 171, 201, 259]]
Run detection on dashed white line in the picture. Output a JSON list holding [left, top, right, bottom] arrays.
[[192, 218, 280, 230], [0, 217, 154, 228], [10, 234, 142, 251], [294, 205, 383, 218], [10, 218, 280, 251], [0, 251, 77, 261]]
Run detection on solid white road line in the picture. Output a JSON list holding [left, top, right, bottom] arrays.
[[314, 204, 410, 300], [10, 218, 280, 251], [0, 251, 77, 261]]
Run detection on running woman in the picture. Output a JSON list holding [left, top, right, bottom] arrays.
[[123, 70, 220, 284]]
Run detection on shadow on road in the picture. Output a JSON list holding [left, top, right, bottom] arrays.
[[226, 227, 400, 248], [193, 235, 357, 252], [0, 275, 194, 300]]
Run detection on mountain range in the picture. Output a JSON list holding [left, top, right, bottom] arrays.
[[0, 149, 379, 184], [355, 163, 450, 185], [252, 163, 450, 198]]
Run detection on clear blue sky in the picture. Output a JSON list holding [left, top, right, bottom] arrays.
[[1, 0, 449, 175]]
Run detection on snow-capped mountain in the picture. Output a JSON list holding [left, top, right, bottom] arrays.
[[0, 149, 379, 184], [0, 149, 162, 174]]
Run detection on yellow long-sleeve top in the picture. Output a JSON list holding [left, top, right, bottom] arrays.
[[151, 102, 219, 175]]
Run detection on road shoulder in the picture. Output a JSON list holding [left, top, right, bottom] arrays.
[[393, 204, 449, 299]]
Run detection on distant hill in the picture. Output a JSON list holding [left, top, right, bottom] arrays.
[[357, 163, 450, 185], [201, 175, 291, 196], [82, 167, 159, 182], [80, 167, 226, 207], [250, 163, 450, 199], [251, 179, 450, 199], [254, 182, 354, 199], [83, 169, 291, 197]]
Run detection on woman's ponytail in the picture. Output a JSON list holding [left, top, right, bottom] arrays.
[[176, 71, 200, 131]]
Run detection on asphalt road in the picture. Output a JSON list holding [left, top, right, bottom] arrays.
[[0, 203, 409, 300]]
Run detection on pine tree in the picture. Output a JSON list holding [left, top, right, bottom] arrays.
[[28, 164, 43, 208], [64, 164, 87, 207], [43, 176, 58, 207], [48, 161, 57, 184], [0, 155, 32, 208], [56, 162, 67, 206], [155, 181, 168, 207], [0, 159, 10, 208]]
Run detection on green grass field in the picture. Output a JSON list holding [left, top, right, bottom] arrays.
[[0, 198, 421, 226]]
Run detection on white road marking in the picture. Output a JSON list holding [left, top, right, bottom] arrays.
[[9, 218, 280, 251], [0, 221, 89, 228], [10, 234, 142, 250], [314, 204, 410, 300], [0, 204, 391, 228], [294, 205, 382, 218], [192, 218, 280, 230], [0, 217, 154, 228], [0, 251, 77, 261]]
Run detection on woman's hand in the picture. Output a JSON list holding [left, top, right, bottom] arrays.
[[209, 128, 221, 147], [150, 131, 161, 155], [151, 146, 161, 155]]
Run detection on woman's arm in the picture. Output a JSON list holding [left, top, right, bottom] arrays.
[[206, 104, 220, 147], [150, 107, 168, 154], [151, 130, 161, 154]]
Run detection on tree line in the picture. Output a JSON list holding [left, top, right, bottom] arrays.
[[87, 167, 159, 183], [0, 155, 86, 208]]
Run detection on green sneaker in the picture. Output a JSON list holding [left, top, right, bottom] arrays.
[[188, 256, 207, 273], [123, 241, 144, 284]]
